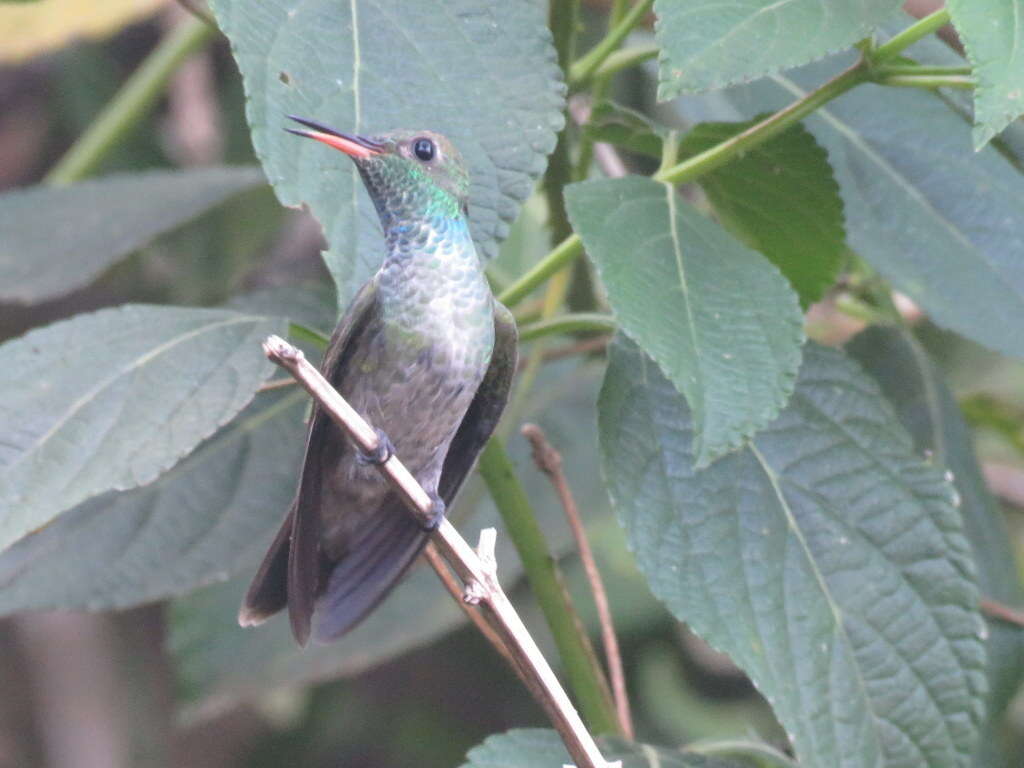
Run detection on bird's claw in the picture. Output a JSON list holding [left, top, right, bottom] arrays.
[[358, 428, 394, 466], [422, 493, 446, 532]]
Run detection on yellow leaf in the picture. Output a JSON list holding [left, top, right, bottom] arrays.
[[0, 0, 167, 64]]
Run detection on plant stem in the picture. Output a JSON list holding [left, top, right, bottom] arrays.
[[503, 268, 574, 441], [655, 59, 869, 185], [687, 739, 799, 768], [498, 234, 585, 308], [550, 0, 581, 72], [874, 64, 972, 77], [871, 7, 951, 62], [592, 44, 659, 80], [519, 313, 616, 342], [569, 0, 654, 87], [874, 74, 974, 89], [521, 423, 634, 738], [832, 294, 893, 327], [477, 440, 621, 736], [45, 15, 216, 185]]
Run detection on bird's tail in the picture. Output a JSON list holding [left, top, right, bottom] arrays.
[[312, 501, 428, 642]]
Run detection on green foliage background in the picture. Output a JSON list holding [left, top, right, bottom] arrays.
[[0, 1, 1023, 767]]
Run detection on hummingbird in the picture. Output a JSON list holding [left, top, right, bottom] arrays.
[[238, 117, 518, 646]]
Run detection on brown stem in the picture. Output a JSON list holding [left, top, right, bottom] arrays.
[[260, 335, 619, 768], [980, 598, 1024, 628], [257, 377, 298, 392], [521, 423, 634, 739], [516, 336, 611, 374], [422, 543, 520, 675]]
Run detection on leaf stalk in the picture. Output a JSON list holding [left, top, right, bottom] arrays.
[[569, 0, 654, 87], [45, 16, 216, 185]]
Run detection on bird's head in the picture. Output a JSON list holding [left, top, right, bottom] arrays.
[[287, 116, 470, 229]]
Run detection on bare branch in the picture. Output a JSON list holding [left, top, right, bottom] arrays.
[[257, 377, 298, 392], [522, 423, 634, 739], [422, 542, 520, 675], [261, 335, 619, 768], [981, 598, 1024, 628]]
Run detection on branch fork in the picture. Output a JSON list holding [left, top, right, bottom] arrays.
[[261, 335, 619, 768]]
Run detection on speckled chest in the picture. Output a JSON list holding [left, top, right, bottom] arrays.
[[323, 216, 495, 534]]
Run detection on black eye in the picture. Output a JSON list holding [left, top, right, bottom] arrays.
[[413, 137, 435, 162]]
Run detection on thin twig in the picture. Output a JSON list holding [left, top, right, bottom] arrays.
[[421, 543, 521, 675], [261, 335, 619, 768], [257, 377, 298, 392], [980, 598, 1024, 628], [521, 423, 634, 739], [516, 336, 610, 373]]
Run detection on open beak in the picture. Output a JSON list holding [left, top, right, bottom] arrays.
[[285, 115, 384, 158]]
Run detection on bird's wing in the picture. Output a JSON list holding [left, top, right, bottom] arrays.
[[438, 300, 518, 504], [237, 278, 381, 644], [313, 299, 518, 643]]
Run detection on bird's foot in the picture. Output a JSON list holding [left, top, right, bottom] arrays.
[[420, 493, 446, 532], [357, 428, 394, 466]]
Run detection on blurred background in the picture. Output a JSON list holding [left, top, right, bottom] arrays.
[[0, 1, 1021, 767]]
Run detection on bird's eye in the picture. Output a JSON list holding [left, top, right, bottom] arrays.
[[412, 137, 435, 162]]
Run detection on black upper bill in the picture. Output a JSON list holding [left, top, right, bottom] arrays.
[[285, 115, 384, 152]]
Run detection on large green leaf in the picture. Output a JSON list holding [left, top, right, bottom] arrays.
[[677, 51, 1024, 359], [170, 358, 613, 708], [0, 286, 334, 614], [0, 167, 265, 304], [583, 105, 844, 307], [599, 335, 987, 767], [653, 0, 902, 99], [210, 0, 564, 307], [460, 729, 744, 768], [565, 176, 803, 467], [847, 327, 1024, 766], [947, 0, 1024, 149], [679, 119, 845, 307], [0, 306, 283, 553], [0, 388, 306, 613]]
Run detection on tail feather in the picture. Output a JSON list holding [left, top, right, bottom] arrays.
[[312, 501, 428, 642]]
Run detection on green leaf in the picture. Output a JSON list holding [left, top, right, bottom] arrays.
[[565, 176, 803, 467], [0, 387, 306, 613], [0, 286, 334, 614], [679, 119, 845, 307], [171, 358, 613, 708], [653, 0, 902, 99], [947, 0, 1024, 149], [0, 306, 283, 553], [599, 335, 987, 768], [0, 167, 265, 303], [460, 729, 745, 768], [582, 106, 844, 306], [210, 0, 564, 307], [678, 52, 1024, 359], [847, 327, 1024, 763], [583, 100, 666, 159]]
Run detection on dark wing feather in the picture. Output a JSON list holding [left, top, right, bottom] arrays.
[[438, 301, 518, 504], [237, 279, 381, 644], [312, 496, 427, 641]]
